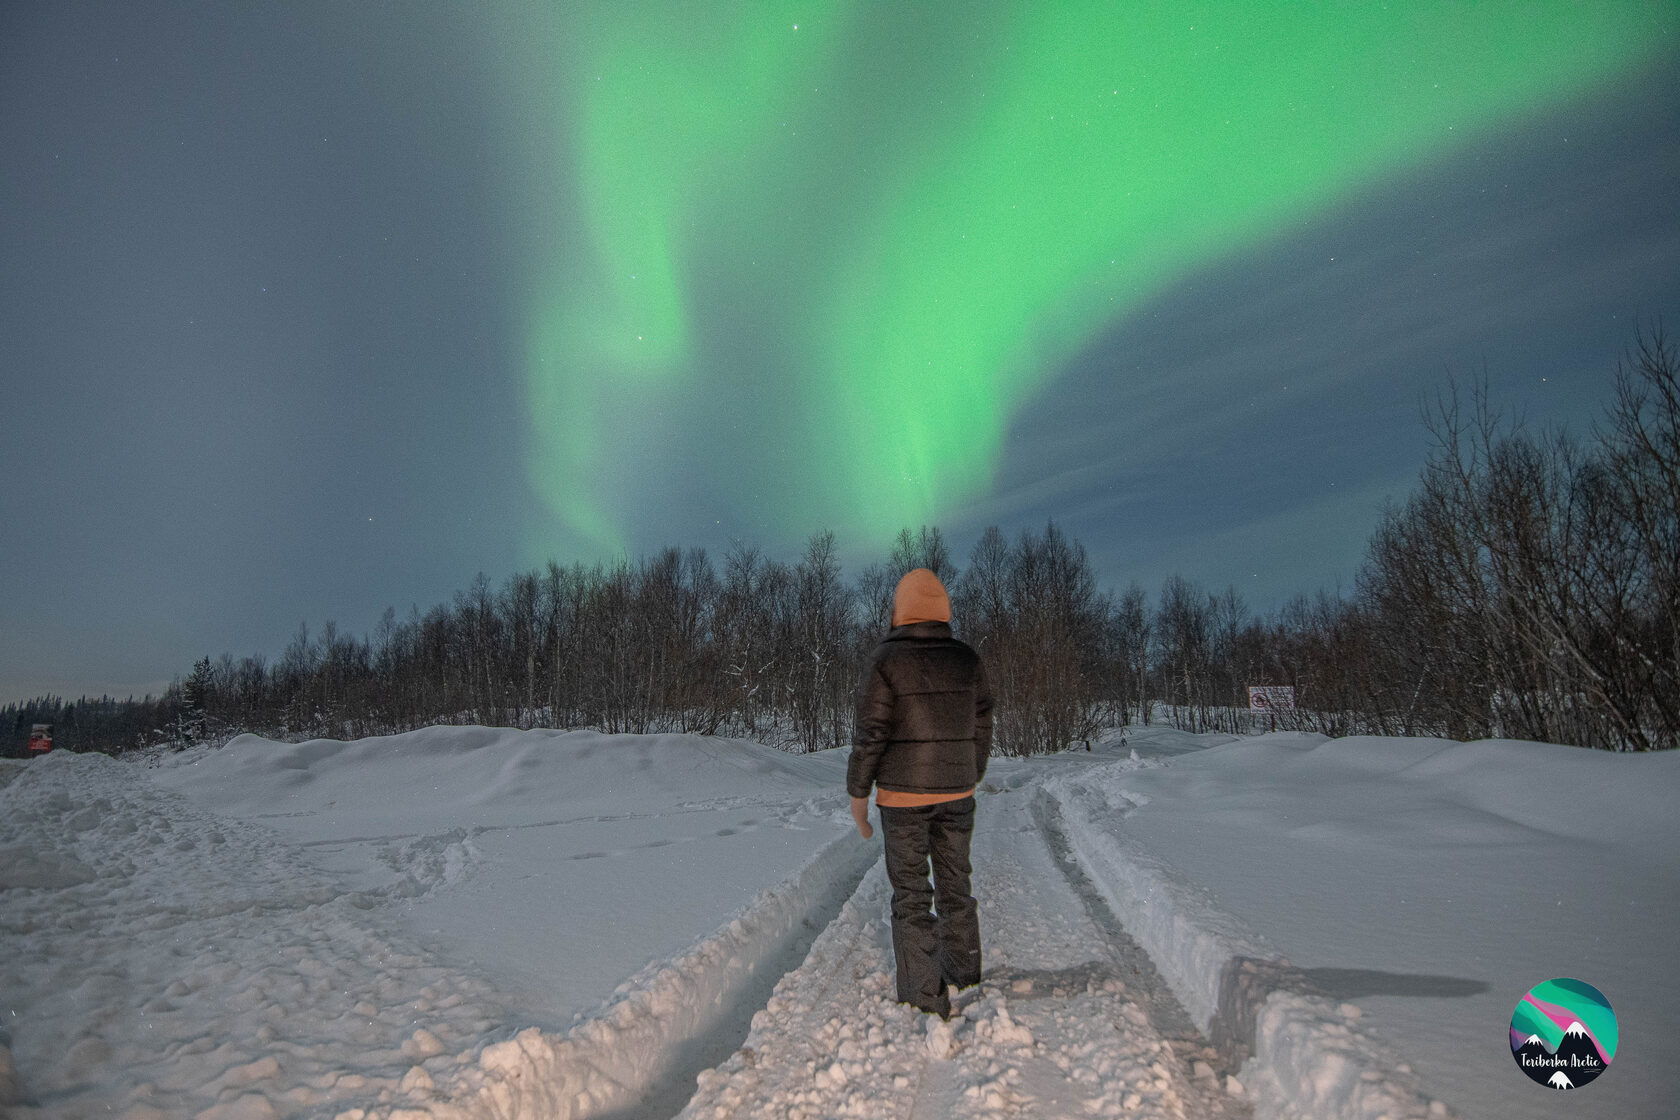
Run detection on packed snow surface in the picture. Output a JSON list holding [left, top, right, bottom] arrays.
[[673, 778, 1249, 1120], [1, 725, 1674, 1119]]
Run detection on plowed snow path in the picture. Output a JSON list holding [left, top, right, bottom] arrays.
[[676, 782, 1253, 1120]]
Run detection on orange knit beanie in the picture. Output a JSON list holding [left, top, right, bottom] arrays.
[[892, 568, 951, 626]]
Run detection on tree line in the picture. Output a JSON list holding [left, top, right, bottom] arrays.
[[10, 328, 1675, 757], [3, 694, 177, 758], [1353, 329, 1679, 750]]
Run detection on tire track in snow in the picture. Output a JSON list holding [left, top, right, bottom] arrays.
[[1030, 789, 1253, 1118], [675, 783, 1255, 1119], [1041, 767, 1464, 1120]]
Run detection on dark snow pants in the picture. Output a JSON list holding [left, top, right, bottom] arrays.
[[879, 796, 981, 1017]]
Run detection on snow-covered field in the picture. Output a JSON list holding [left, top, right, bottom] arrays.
[[1, 725, 1673, 1119]]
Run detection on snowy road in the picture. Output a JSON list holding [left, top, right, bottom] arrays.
[[675, 784, 1250, 1120], [1, 742, 1252, 1119], [9, 728, 1670, 1118]]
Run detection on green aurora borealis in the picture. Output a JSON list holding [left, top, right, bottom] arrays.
[[502, 3, 1675, 556]]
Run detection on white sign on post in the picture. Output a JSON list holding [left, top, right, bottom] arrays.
[[1248, 686, 1295, 713]]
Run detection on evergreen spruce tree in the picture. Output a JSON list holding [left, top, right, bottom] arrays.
[[180, 656, 213, 743]]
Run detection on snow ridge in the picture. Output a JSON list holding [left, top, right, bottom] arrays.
[[414, 832, 877, 1119], [1040, 771, 1269, 1030], [1044, 767, 1458, 1120]]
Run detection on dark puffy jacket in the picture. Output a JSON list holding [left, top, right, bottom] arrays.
[[847, 621, 994, 798]]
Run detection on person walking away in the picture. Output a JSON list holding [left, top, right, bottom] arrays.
[[847, 567, 994, 1019]]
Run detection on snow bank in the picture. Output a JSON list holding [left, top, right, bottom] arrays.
[[151, 727, 855, 1024], [405, 832, 877, 1119], [149, 727, 844, 826], [1243, 992, 1451, 1120], [1046, 747, 1459, 1120], [2, 730, 860, 1117], [1041, 751, 1261, 1031], [1047, 730, 1680, 1120]]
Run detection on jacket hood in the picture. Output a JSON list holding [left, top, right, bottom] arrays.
[[892, 568, 951, 627]]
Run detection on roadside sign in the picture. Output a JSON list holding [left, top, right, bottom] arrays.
[[28, 724, 53, 755], [1248, 686, 1295, 713]]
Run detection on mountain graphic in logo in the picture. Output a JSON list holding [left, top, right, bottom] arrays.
[[1510, 980, 1616, 1090]]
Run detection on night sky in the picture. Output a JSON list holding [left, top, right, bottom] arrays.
[[3, 3, 1677, 704]]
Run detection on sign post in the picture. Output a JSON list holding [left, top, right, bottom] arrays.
[[1246, 686, 1295, 733]]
